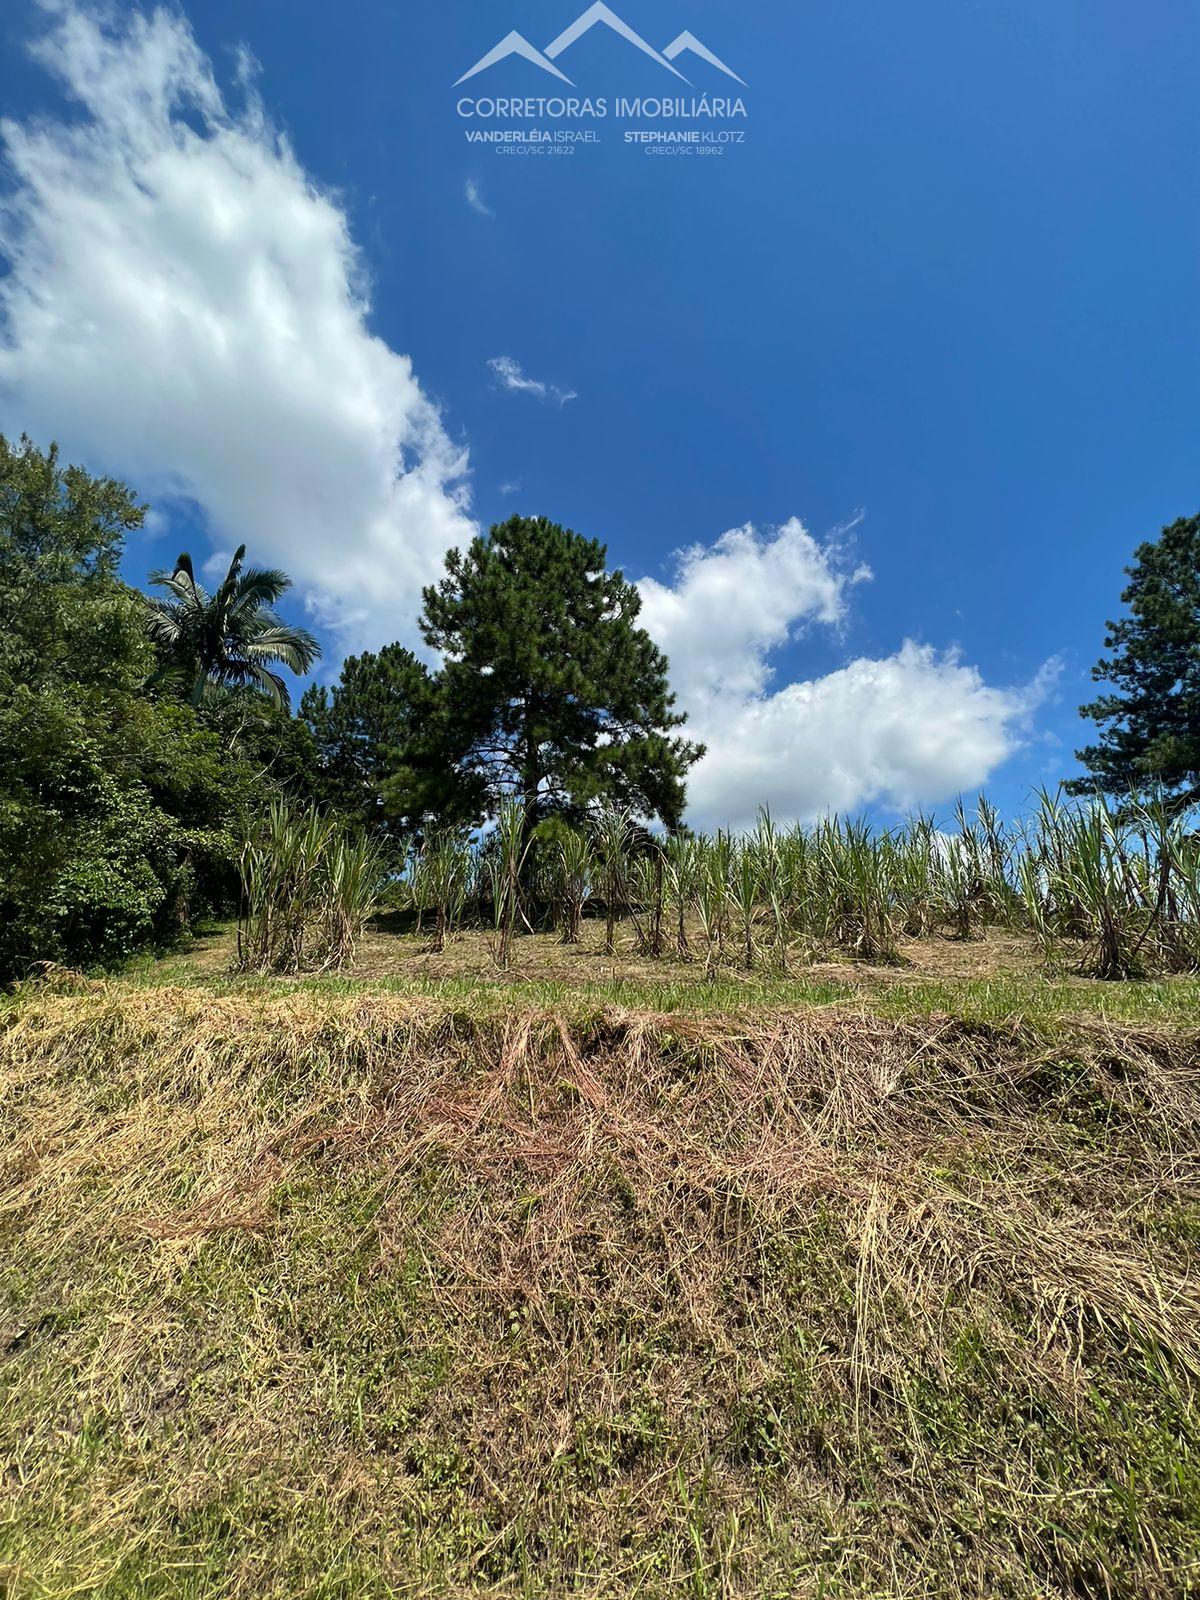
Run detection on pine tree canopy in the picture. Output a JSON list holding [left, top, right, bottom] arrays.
[[419, 515, 702, 828], [1071, 512, 1200, 803], [301, 644, 482, 835]]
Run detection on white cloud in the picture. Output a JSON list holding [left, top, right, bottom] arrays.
[[0, 1, 475, 649], [200, 546, 235, 583], [488, 355, 577, 406], [0, 5, 1049, 819], [464, 178, 493, 217], [637, 521, 1051, 830], [638, 518, 868, 702]]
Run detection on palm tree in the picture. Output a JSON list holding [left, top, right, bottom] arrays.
[[145, 545, 320, 711]]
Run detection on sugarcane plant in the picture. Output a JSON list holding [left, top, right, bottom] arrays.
[[410, 830, 472, 954], [489, 798, 532, 972], [556, 826, 593, 945], [261, 784, 1200, 983], [235, 799, 384, 975], [594, 804, 633, 956]]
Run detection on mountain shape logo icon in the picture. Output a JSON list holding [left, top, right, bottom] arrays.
[[454, 5, 744, 88]]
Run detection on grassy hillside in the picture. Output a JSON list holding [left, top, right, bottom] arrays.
[[2, 975, 1199, 1597], [151, 918, 1200, 1028]]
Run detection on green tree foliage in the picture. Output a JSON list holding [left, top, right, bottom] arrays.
[[0, 436, 262, 977], [419, 515, 701, 829], [194, 684, 324, 802], [145, 545, 320, 710], [1072, 514, 1200, 802], [301, 644, 481, 837]]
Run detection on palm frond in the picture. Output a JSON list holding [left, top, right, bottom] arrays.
[[230, 567, 292, 614], [215, 546, 247, 609], [247, 660, 291, 710], [141, 542, 314, 711], [244, 623, 321, 674], [142, 600, 186, 647], [148, 567, 208, 606]]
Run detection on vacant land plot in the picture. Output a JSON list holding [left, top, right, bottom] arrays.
[[1, 944, 1198, 1597]]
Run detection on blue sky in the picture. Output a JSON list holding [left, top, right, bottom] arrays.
[[0, 0, 1196, 827]]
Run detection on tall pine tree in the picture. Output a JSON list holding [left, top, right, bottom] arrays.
[[301, 644, 481, 836], [419, 515, 701, 828], [1072, 513, 1200, 803]]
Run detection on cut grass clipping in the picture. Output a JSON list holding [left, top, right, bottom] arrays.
[[2, 985, 1199, 1597]]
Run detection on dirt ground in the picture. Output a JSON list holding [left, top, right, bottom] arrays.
[[182, 913, 1054, 992]]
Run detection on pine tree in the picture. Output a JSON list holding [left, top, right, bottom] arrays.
[[419, 515, 701, 828], [1071, 513, 1200, 803], [301, 645, 481, 836]]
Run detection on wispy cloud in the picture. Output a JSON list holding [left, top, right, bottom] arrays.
[[488, 356, 577, 406], [498, 479, 522, 496], [464, 178, 493, 217]]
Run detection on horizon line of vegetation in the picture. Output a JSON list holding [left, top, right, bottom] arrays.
[[2, 432, 1198, 985]]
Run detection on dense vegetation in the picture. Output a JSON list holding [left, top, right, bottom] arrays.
[[0, 443, 696, 982], [0, 437, 298, 976], [2, 431, 1198, 990]]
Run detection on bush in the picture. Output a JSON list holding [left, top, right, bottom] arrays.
[[0, 436, 278, 980]]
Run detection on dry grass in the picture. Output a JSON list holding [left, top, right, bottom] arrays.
[[178, 917, 1051, 989], [1, 983, 1199, 1596], [151, 917, 1200, 1036], [387, 924, 1051, 991]]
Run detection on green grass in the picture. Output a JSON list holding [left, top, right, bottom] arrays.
[[2, 982, 1198, 1596], [134, 931, 1200, 1030]]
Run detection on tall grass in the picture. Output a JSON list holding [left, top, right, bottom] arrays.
[[487, 798, 531, 971], [554, 826, 593, 945], [235, 800, 384, 974], [594, 804, 633, 956], [383, 790, 1200, 980], [407, 829, 472, 953]]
